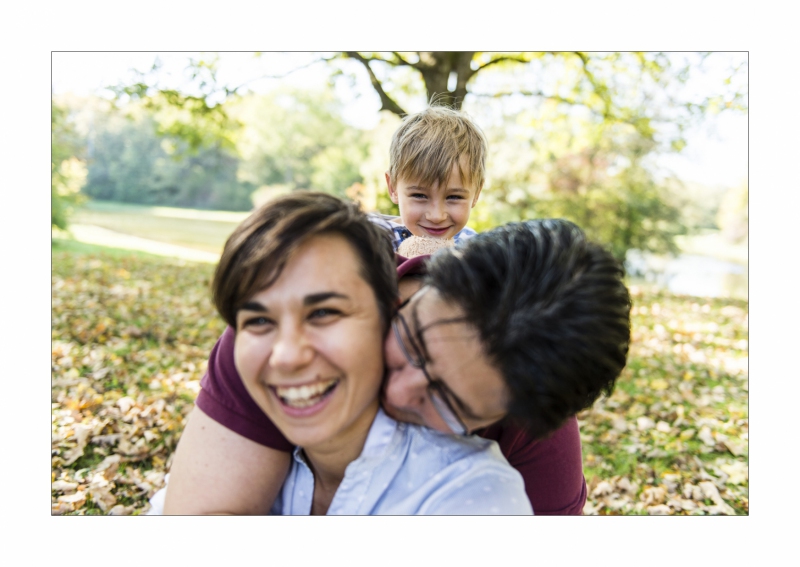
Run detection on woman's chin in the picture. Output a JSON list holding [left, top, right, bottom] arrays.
[[265, 382, 382, 452]]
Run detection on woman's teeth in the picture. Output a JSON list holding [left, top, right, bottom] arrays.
[[275, 379, 338, 408]]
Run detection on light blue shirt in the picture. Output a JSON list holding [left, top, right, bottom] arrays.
[[270, 409, 533, 515], [368, 214, 478, 251]]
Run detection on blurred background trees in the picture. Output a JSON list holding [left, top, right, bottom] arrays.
[[52, 101, 88, 230], [52, 51, 747, 262]]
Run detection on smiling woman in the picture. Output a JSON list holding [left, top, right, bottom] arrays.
[[196, 191, 532, 515], [233, 235, 385, 459]]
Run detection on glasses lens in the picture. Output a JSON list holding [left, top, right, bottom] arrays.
[[430, 390, 468, 435], [394, 311, 468, 435], [393, 314, 423, 367]]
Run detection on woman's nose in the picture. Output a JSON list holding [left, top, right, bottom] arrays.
[[269, 325, 313, 371]]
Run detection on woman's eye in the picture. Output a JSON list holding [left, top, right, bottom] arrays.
[[243, 316, 273, 329], [309, 308, 341, 321]]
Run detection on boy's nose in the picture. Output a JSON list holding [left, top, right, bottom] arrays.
[[425, 203, 448, 223]]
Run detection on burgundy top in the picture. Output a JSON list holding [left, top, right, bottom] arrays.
[[195, 255, 587, 515]]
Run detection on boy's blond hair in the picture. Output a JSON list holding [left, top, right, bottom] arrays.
[[388, 105, 487, 192]]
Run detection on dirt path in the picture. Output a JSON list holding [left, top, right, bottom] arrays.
[[67, 224, 220, 264]]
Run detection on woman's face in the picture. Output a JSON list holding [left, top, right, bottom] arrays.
[[382, 286, 510, 434], [233, 234, 385, 451]]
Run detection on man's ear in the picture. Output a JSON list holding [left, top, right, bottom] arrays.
[[386, 172, 399, 205]]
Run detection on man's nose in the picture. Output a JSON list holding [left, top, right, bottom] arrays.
[[269, 324, 313, 371], [384, 366, 429, 409]]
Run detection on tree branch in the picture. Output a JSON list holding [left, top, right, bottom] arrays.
[[230, 55, 337, 94], [473, 55, 532, 73], [472, 89, 647, 133], [471, 90, 581, 106], [573, 51, 613, 119], [344, 52, 407, 116], [391, 52, 418, 68]]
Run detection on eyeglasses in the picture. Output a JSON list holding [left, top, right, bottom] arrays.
[[391, 307, 469, 435]]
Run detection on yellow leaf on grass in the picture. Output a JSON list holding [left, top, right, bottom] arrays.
[[724, 438, 748, 457], [720, 461, 748, 485], [58, 491, 87, 505], [650, 379, 669, 391], [637, 417, 656, 431], [52, 480, 79, 493], [90, 486, 117, 513]]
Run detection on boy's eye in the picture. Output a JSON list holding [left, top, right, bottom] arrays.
[[410, 193, 427, 200], [446, 195, 465, 201]]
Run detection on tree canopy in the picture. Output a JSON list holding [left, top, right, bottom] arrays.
[[54, 51, 747, 259]]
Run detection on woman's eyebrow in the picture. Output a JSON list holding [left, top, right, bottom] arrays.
[[240, 301, 267, 313], [238, 292, 347, 314], [303, 292, 348, 305]]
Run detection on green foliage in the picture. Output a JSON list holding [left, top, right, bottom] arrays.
[[79, 99, 253, 211], [232, 89, 368, 198], [88, 52, 747, 258], [717, 181, 748, 243], [62, 89, 369, 212], [470, 102, 687, 259], [52, 101, 87, 229], [111, 55, 239, 153]]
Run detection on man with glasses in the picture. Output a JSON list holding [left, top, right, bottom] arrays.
[[391, 291, 497, 435], [161, 218, 631, 515]]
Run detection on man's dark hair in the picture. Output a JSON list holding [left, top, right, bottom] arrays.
[[213, 192, 397, 331], [424, 219, 631, 439]]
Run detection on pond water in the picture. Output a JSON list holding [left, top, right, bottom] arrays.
[[625, 251, 748, 301]]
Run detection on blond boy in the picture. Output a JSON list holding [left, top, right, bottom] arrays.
[[371, 106, 488, 250]]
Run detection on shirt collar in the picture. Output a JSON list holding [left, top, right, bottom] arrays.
[[291, 408, 401, 466]]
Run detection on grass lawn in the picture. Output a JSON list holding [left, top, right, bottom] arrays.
[[51, 240, 748, 516], [72, 200, 249, 254]]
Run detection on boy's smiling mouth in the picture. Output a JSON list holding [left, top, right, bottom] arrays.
[[419, 225, 452, 237]]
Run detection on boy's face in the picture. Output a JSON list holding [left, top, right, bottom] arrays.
[[386, 163, 481, 240]]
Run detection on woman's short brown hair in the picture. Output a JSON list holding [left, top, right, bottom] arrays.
[[213, 192, 397, 331]]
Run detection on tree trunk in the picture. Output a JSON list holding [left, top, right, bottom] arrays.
[[417, 52, 476, 109]]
